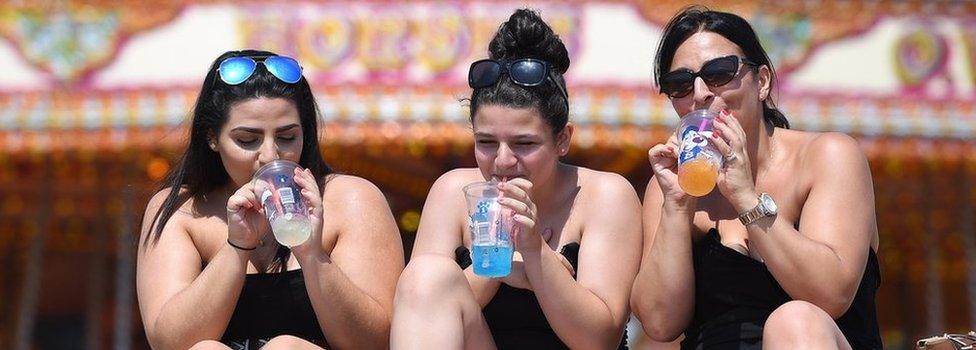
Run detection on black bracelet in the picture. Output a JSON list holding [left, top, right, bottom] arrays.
[[227, 239, 257, 251]]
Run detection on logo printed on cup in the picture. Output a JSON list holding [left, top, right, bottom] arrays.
[[463, 181, 514, 277], [252, 160, 312, 247], [676, 110, 723, 197]]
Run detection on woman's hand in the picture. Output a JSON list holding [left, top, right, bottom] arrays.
[[497, 178, 544, 254], [290, 168, 326, 259], [499, 230, 576, 290], [710, 110, 758, 210], [648, 133, 696, 207], [226, 182, 268, 249]]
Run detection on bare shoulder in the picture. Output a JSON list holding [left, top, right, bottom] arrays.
[[141, 187, 193, 237], [800, 132, 867, 169], [145, 186, 186, 216], [574, 167, 641, 227], [430, 168, 484, 195], [577, 167, 640, 202], [139, 186, 201, 257], [321, 174, 390, 209]]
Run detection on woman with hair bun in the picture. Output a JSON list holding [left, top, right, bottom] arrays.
[[391, 9, 641, 349]]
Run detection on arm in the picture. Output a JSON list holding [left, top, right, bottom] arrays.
[[732, 134, 876, 318], [410, 169, 501, 307], [292, 174, 405, 349], [630, 140, 699, 342], [136, 188, 255, 350], [508, 175, 643, 348], [630, 179, 698, 341]]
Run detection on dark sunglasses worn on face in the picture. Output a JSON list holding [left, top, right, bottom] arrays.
[[659, 55, 758, 99], [217, 55, 304, 85], [468, 58, 570, 107]]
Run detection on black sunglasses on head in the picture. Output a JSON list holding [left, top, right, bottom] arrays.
[[468, 58, 570, 109], [659, 55, 758, 99]]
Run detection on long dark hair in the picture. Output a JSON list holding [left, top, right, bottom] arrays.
[[470, 9, 571, 135], [655, 6, 790, 129], [144, 49, 332, 272]]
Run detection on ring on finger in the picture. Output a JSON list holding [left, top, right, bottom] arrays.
[[724, 152, 737, 162]]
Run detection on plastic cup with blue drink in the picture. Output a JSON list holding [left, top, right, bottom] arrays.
[[252, 160, 312, 247], [677, 110, 724, 197], [463, 181, 514, 277]]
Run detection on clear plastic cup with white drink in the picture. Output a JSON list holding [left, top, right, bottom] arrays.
[[252, 160, 312, 246]]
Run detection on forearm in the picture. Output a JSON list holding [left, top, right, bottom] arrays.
[[632, 203, 696, 340], [150, 244, 248, 349], [463, 267, 502, 307], [523, 248, 622, 349], [747, 217, 861, 316], [299, 253, 392, 350]]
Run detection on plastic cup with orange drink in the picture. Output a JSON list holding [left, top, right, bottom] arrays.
[[677, 110, 723, 197]]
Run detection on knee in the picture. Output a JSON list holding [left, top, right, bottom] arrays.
[[764, 301, 835, 343], [395, 254, 465, 304], [263, 335, 311, 349], [188, 340, 229, 350]]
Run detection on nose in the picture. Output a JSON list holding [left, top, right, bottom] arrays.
[[257, 139, 280, 164], [691, 76, 715, 107], [494, 143, 518, 170]]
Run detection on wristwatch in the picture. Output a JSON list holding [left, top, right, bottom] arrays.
[[739, 193, 778, 226]]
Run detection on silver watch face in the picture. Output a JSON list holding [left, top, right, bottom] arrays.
[[760, 193, 778, 215]]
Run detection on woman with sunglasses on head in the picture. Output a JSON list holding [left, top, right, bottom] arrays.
[[390, 9, 641, 349], [630, 7, 882, 350], [136, 50, 404, 350]]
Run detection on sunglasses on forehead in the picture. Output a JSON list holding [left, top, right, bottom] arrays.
[[468, 58, 570, 109], [217, 55, 304, 85], [659, 55, 758, 99]]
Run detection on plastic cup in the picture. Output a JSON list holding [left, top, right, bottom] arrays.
[[677, 110, 724, 197], [462, 181, 514, 277], [252, 160, 312, 246]]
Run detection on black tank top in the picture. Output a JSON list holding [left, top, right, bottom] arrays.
[[456, 244, 628, 349], [681, 229, 882, 350], [220, 269, 328, 349]]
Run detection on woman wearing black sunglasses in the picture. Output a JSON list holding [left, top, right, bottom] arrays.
[[136, 50, 404, 350], [391, 9, 641, 349], [631, 7, 882, 350]]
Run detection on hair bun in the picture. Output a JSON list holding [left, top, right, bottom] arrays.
[[488, 9, 570, 74]]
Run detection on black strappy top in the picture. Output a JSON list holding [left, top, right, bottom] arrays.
[[456, 244, 628, 349], [220, 269, 328, 349], [681, 229, 882, 350]]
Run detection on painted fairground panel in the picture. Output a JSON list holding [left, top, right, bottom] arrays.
[[0, 1, 974, 349]]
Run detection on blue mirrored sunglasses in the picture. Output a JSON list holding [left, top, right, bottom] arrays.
[[217, 55, 303, 85]]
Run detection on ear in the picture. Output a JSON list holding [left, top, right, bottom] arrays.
[[556, 122, 574, 156], [207, 131, 218, 152], [757, 65, 772, 101]]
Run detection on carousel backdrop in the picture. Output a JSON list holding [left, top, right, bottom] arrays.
[[0, 1, 974, 349]]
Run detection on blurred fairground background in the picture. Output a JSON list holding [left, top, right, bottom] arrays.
[[0, 0, 975, 349]]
